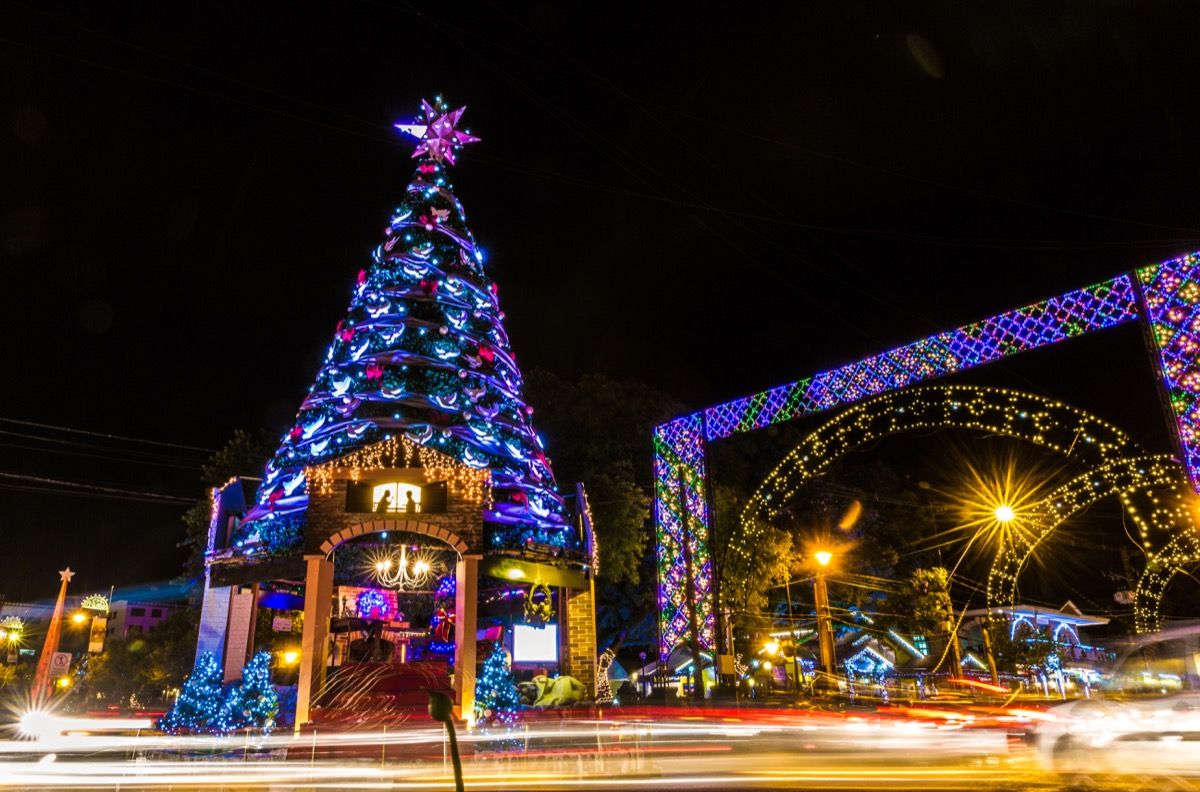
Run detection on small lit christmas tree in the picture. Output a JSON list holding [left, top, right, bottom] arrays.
[[474, 642, 521, 736], [159, 652, 223, 734], [217, 651, 279, 734]]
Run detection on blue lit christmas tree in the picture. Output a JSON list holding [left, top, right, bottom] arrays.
[[217, 651, 279, 734], [474, 642, 521, 736], [159, 652, 223, 735], [234, 96, 574, 555]]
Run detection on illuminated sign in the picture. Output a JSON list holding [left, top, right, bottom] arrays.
[[512, 624, 558, 663]]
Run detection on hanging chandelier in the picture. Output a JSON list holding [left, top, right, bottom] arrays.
[[368, 545, 441, 590]]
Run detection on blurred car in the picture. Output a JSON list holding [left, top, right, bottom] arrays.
[[1034, 624, 1200, 781]]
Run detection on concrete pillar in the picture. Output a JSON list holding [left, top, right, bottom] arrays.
[[561, 580, 598, 695], [295, 554, 334, 730], [223, 586, 257, 682], [453, 554, 480, 723], [195, 582, 233, 665]]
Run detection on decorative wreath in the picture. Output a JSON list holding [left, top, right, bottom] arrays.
[[522, 582, 555, 627]]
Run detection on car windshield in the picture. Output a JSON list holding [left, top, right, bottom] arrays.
[[1104, 634, 1198, 697]]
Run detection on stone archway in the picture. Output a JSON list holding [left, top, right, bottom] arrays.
[[296, 519, 480, 727], [318, 519, 470, 557]]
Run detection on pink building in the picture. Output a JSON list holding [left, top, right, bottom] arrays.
[[107, 600, 180, 639]]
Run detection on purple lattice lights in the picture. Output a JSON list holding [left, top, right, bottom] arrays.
[[1138, 253, 1200, 492], [654, 414, 715, 661], [654, 267, 1198, 662]]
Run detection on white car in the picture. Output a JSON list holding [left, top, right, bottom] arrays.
[[1034, 625, 1200, 783]]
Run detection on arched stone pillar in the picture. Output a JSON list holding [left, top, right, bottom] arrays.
[[294, 519, 474, 729], [295, 554, 333, 729]]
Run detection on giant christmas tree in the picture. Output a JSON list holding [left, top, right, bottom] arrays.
[[236, 97, 572, 553]]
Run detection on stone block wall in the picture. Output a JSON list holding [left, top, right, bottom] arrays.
[[561, 582, 597, 695]]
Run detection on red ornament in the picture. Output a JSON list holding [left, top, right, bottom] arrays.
[[356, 269, 367, 285], [365, 363, 385, 381], [510, 491, 529, 505], [433, 608, 455, 642], [289, 425, 303, 441], [478, 346, 495, 364], [419, 164, 437, 174], [267, 489, 283, 510], [339, 328, 355, 342]]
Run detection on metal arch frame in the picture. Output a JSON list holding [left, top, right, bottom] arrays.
[[655, 253, 1200, 661]]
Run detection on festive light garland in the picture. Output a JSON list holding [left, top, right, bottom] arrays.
[[233, 97, 574, 557], [80, 594, 109, 614], [596, 647, 615, 704], [305, 435, 491, 502], [655, 259, 1200, 660]]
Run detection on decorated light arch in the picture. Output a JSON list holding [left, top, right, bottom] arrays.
[[987, 454, 1195, 632], [656, 257, 1200, 661], [735, 383, 1197, 632]]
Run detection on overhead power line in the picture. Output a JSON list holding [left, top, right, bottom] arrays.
[[0, 471, 196, 504], [0, 417, 214, 454]]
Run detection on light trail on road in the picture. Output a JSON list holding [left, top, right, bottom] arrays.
[[0, 710, 1189, 790]]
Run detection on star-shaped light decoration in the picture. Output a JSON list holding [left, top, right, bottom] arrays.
[[59, 567, 75, 584], [394, 98, 481, 166]]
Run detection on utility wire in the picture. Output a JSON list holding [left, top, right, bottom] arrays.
[[0, 442, 201, 472], [0, 472, 195, 504], [0, 417, 213, 454]]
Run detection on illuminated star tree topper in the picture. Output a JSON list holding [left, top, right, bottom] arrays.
[[394, 97, 481, 166]]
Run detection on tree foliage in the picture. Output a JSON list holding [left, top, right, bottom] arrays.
[[524, 370, 681, 586], [80, 608, 199, 711], [883, 567, 954, 635]]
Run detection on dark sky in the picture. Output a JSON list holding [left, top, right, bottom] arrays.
[[3, 2, 1200, 599]]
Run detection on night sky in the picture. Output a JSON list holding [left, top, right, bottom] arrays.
[[4, 3, 1200, 600]]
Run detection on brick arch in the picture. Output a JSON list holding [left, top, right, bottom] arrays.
[[318, 519, 469, 557]]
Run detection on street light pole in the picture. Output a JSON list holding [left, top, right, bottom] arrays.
[[812, 553, 836, 682], [980, 614, 1000, 686], [783, 578, 802, 693]]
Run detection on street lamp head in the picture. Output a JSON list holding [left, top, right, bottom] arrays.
[[70, 612, 87, 625], [814, 551, 833, 567], [994, 504, 1015, 523]]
